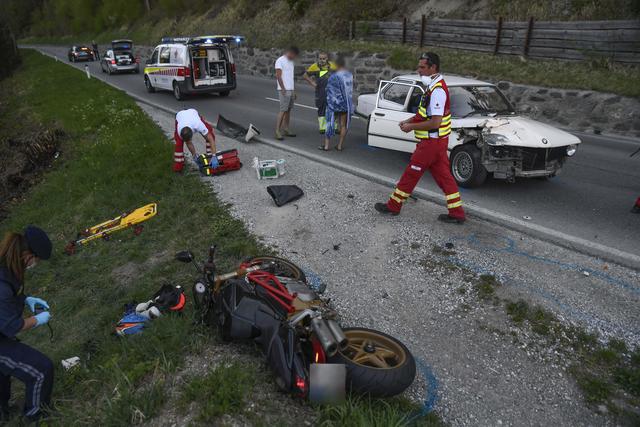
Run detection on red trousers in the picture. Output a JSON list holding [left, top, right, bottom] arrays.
[[173, 116, 214, 172], [387, 137, 465, 219]]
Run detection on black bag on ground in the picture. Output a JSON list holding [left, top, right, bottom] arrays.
[[267, 185, 304, 207]]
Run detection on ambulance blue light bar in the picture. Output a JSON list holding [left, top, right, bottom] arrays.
[[160, 35, 245, 45]]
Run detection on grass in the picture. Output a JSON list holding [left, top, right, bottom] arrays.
[[0, 49, 444, 426], [317, 396, 445, 427], [503, 298, 640, 422], [0, 48, 263, 425], [179, 361, 256, 422]]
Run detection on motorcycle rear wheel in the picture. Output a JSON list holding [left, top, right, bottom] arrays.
[[328, 327, 416, 398], [245, 256, 306, 282]]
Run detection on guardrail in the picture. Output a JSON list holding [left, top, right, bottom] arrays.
[[351, 18, 640, 64]]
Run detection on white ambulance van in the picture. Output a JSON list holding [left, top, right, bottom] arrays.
[[144, 35, 243, 100]]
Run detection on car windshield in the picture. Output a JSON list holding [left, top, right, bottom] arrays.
[[449, 85, 514, 117]]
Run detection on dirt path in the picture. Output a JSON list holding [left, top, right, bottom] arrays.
[[140, 103, 639, 426]]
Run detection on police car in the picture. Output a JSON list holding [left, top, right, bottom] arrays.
[[144, 35, 243, 100], [356, 75, 581, 187]]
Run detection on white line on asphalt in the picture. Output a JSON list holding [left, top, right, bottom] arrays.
[[264, 97, 366, 121], [265, 97, 317, 110]]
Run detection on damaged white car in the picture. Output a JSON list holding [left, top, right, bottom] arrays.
[[356, 75, 581, 187]]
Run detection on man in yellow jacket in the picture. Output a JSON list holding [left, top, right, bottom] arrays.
[[303, 52, 337, 134]]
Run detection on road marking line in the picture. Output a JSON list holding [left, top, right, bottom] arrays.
[[264, 97, 365, 121], [265, 97, 317, 110]]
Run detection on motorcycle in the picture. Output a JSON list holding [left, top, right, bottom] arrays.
[[175, 245, 416, 399]]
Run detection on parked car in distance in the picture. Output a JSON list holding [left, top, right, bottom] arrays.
[[356, 75, 581, 187], [68, 45, 94, 62], [144, 35, 243, 100], [100, 39, 139, 74]]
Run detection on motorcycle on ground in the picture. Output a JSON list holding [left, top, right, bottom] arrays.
[[175, 245, 416, 399]]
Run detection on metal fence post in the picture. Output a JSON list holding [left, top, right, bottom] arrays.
[[523, 16, 534, 57], [419, 15, 426, 48], [402, 17, 407, 44], [494, 16, 503, 55]]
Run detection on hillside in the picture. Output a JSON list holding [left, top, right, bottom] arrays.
[[3, 0, 640, 47]]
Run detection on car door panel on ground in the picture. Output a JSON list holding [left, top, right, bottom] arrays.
[[368, 80, 423, 153]]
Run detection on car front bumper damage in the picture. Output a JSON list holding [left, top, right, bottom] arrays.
[[484, 145, 568, 182]]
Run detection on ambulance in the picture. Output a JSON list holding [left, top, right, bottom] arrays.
[[144, 35, 244, 100]]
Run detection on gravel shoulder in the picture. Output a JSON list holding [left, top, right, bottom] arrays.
[[139, 102, 639, 426]]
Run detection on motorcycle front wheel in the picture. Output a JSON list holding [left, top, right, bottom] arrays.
[[328, 327, 416, 398], [245, 256, 306, 282]]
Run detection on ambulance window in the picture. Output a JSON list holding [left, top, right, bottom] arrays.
[[159, 47, 171, 64], [171, 48, 183, 64], [150, 48, 159, 64]]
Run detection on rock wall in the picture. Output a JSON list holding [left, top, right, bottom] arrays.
[[127, 44, 640, 138]]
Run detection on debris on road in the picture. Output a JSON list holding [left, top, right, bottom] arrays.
[[266, 185, 304, 207]]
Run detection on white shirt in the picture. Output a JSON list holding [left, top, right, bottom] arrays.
[[176, 109, 209, 136], [427, 75, 446, 117], [275, 55, 295, 90]]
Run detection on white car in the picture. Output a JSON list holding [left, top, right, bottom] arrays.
[[356, 75, 581, 187]]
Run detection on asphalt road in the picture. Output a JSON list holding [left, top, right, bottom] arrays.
[[36, 46, 640, 259]]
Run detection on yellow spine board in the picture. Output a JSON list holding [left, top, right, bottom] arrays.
[[77, 203, 157, 245]]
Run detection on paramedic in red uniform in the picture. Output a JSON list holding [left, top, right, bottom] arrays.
[[375, 52, 466, 224], [173, 108, 218, 172]]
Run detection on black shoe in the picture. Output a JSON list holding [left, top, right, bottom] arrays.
[[375, 203, 399, 216], [438, 214, 465, 224], [632, 204, 640, 214]]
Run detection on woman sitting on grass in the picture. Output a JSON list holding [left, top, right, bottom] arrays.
[[319, 56, 354, 152], [0, 227, 53, 422]]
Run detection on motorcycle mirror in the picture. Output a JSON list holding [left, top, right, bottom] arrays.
[[175, 250, 194, 263]]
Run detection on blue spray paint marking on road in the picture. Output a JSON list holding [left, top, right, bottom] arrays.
[[458, 234, 639, 296], [441, 234, 639, 328], [407, 357, 439, 422]]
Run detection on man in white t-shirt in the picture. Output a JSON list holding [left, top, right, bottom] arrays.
[[274, 46, 299, 140], [173, 108, 217, 172]]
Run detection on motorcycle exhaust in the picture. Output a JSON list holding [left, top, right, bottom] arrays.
[[311, 317, 338, 357], [326, 320, 349, 352]]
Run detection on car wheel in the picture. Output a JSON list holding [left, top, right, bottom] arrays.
[[450, 144, 487, 188], [219, 90, 230, 97], [145, 76, 155, 93], [173, 81, 183, 100]]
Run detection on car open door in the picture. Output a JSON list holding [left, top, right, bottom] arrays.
[[367, 80, 424, 153]]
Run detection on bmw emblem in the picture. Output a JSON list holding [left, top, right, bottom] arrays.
[[542, 138, 548, 144]]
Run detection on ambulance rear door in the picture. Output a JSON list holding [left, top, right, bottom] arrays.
[[190, 46, 229, 87]]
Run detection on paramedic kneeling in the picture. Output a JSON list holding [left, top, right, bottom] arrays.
[[173, 108, 218, 172], [0, 226, 54, 422]]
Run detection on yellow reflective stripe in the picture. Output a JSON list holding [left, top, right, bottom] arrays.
[[431, 82, 443, 91], [395, 189, 410, 198], [446, 192, 460, 201], [390, 195, 403, 203], [447, 201, 463, 209]]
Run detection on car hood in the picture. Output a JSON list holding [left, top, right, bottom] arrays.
[[477, 116, 581, 148]]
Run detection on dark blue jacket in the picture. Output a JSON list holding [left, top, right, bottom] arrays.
[[0, 266, 26, 338]]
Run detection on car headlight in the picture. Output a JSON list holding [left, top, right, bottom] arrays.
[[485, 133, 509, 146], [566, 144, 577, 156]]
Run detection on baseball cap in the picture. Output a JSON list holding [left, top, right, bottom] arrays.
[[24, 226, 52, 260]]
